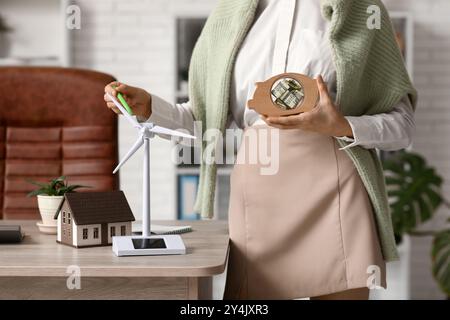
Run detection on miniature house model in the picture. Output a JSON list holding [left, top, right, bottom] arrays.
[[54, 191, 135, 248]]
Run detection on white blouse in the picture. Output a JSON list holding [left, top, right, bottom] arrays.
[[145, 0, 415, 151]]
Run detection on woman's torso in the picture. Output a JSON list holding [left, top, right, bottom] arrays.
[[230, 0, 337, 128]]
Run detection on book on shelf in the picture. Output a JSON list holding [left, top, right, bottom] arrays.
[[177, 174, 200, 220]]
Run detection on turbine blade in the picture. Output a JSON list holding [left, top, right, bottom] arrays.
[[113, 135, 144, 174], [106, 93, 141, 129], [150, 125, 196, 140]]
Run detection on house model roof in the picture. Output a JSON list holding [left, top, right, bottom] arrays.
[[55, 191, 135, 225]]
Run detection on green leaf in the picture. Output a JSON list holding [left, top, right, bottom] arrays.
[[382, 151, 445, 242], [385, 177, 404, 185], [424, 188, 443, 209], [25, 179, 47, 188], [431, 229, 450, 296], [24, 176, 90, 197], [27, 189, 45, 197], [50, 176, 66, 190]]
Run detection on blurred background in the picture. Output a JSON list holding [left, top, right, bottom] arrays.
[[0, 0, 449, 300]]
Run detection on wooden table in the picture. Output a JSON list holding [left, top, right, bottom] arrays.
[[0, 220, 229, 300]]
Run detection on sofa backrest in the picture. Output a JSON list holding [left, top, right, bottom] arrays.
[[0, 67, 119, 219]]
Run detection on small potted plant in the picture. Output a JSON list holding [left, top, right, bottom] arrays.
[[0, 14, 12, 58], [27, 176, 89, 227]]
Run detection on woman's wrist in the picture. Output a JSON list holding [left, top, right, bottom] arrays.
[[334, 116, 354, 138], [141, 92, 152, 120], [147, 93, 153, 119]]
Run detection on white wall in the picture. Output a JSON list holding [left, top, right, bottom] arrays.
[[0, 0, 63, 58], [384, 0, 450, 300], [72, 0, 216, 222], [71, 0, 450, 299]]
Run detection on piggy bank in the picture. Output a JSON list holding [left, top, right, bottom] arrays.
[[247, 73, 319, 117]]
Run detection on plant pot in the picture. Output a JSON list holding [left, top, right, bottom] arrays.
[[0, 33, 11, 58], [37, 195, 64, 226]]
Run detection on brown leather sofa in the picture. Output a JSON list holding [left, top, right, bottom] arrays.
[[0, 67, 119, 219]]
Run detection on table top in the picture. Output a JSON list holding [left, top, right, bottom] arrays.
[[0, 220, 229, 277]]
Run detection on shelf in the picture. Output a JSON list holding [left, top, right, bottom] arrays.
[[0, 0, 72, 67], [175, 90, 189, 98], [175, 17, 207, 93], [0, 57, 63, 67], [390, 11, 414, 79]]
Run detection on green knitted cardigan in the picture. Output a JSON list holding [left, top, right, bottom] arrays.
[[189, 0, 417, 262]]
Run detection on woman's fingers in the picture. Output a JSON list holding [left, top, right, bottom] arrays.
[[268, 123, 298, 130], [104, 93, 112, 102], [104, 81, 121, 97], [105, 96, 122, 114], [262, 115, 306, 130], [104, 82, 130, 115], [107, 103, 121, 114], [104, 94, 121, 112], [115, 83, 137, 96], [317, 75, 327, 92], [316, 75, 332, 103], [104, 82, 151, 119], [265, 113, 307, 126]]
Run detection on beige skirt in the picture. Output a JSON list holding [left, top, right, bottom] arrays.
[[224, 124, 386, 300]]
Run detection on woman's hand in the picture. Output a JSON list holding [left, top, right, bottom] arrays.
[[104, 82, 152, 120], [262, 76, 353, 138]]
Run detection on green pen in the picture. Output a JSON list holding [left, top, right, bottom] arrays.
[[112, 85, 134, 115]]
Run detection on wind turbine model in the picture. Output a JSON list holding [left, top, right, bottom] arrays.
[[106, 92, 196, 257]]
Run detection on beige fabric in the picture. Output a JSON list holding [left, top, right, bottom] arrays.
[[224, 125, 386, 299]]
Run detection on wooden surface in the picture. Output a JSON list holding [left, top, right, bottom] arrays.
[[0, 277, 192, 299], [0, 220, 229, 278]]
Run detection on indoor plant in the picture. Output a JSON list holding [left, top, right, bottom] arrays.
[[383, 150, 450, 297], [0, 14, 12, 58], [27, 176, 89, 226]]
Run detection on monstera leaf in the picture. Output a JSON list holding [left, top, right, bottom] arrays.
[[382, 151, 444, 242], [431, 227, 450, 296]]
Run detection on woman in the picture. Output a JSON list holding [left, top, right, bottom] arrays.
[[105, 0, 417, 300]]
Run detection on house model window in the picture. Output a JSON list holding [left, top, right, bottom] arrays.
[[54, 191, 135, 248]]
